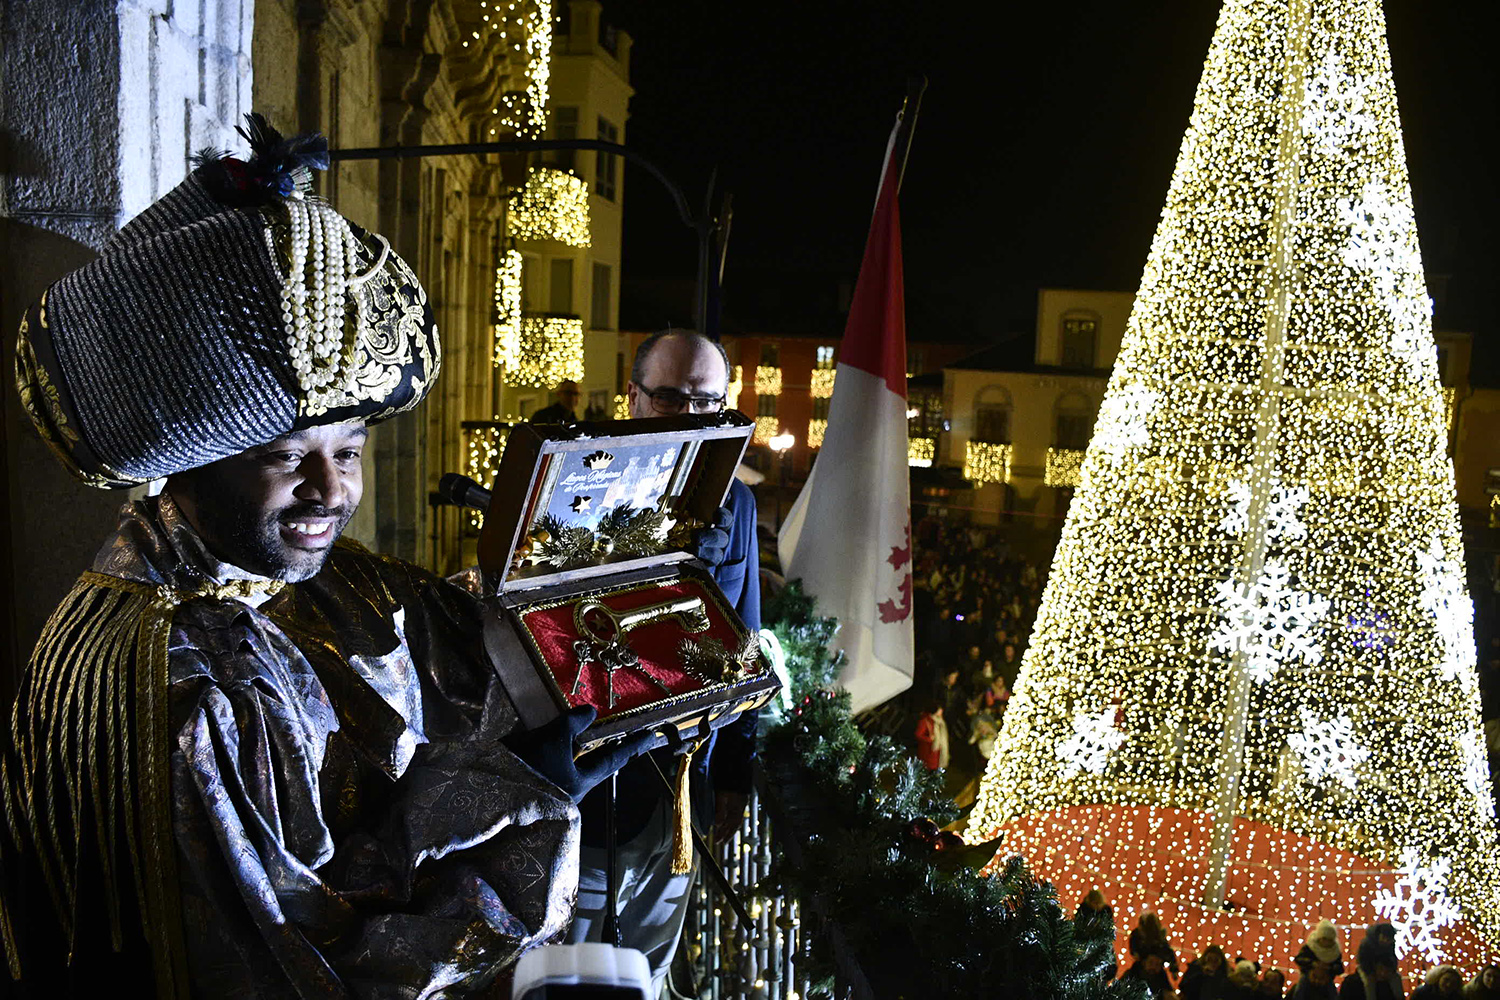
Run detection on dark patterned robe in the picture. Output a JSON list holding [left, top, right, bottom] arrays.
[[1, 497, 578, 998]]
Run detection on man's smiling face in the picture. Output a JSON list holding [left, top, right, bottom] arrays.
[[168, 422, 367, 582]]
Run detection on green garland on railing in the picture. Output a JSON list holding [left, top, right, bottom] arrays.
[[759, 582, 1148, 1000]]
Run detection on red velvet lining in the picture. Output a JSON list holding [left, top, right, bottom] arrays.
[[520, 578, 744, 720]]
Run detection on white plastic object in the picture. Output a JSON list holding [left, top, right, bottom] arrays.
[[511, 942, 653, 999]]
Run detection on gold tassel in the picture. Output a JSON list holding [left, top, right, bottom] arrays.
[[669, 742, 701, 875]]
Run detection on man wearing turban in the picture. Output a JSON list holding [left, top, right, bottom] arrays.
[[1, 116, 642, 999]]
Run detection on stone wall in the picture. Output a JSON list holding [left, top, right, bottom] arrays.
[[1, 0, 254, 696]]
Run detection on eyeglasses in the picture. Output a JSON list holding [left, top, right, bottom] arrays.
[[636, 384, 726, 415]]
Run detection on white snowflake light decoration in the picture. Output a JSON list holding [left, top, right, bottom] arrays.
[[1373, 849, 1461, 963], [1210, 559, 1330, 683], [1460, 728, 1495, 821], [1416, 534, 1477, 687], [1056, 707, 1127, 778], [1092, 384, 1160, 456], [1220, 478, 1309, 543], [1286, 707, 1368, 790], [1339, 178, 1422, 295], [1339, 178, 1435, 379], [1302, 49, 1378, 155]]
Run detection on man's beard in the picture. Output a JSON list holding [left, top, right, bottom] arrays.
[[191, 496, 355, 583]]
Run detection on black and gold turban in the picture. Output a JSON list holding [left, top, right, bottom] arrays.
[[15, 114, 440, 488]]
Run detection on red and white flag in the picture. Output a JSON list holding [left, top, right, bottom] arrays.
[[778, 120, 913, 713]]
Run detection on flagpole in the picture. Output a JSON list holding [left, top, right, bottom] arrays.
[[894, 76, 927, 192]]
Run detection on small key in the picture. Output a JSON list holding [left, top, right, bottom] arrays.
[[571, 639, 596, 698]]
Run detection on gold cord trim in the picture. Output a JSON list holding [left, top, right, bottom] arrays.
[[0, 575, 190, 997]]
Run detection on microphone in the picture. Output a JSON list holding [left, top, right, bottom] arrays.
[[436, 472, 493, 511]]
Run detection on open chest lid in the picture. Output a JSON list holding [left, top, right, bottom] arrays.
[[477, 411, 754, 595]]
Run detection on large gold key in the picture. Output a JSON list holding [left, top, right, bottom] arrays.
[[570, 595, 712, 707], [572, 595, 711, 644]]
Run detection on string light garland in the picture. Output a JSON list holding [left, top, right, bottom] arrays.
[[963, 441, 1011, 486], [755, 365, 782, 396], [754, 416, 779, 445], [613, 393, 629, 419], [967, 0, 1500, 978], [909, 438, 935, 468], [457, 2, 553, 138], [509, 316, 584, 387], [727, 365, 743, 411], [508, 166, 591, 247], [463, 422, 512, 528], [810, 369, 836, 399], [807, 419, 827, 450], [1045, 447, 1087, 487], [493, 248, 523, 369]]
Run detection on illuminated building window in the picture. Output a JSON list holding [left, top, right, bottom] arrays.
[[807, 418, 827, 449], [595, 117, 619, 200], [753, 416, 778, 445], [815, 345, 835, 370], [1061, 313, 1099, 368], [963, 441, 1011, 485], [909, 389, 943, 437]]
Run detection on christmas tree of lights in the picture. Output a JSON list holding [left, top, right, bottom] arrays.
[[970, 0, 1500, 974]]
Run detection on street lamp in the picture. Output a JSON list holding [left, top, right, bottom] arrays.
[[768, 433, 795, 528]]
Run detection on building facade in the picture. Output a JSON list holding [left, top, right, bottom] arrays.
[[928, 289, 1132, 527], [502, 0, 632, 423]]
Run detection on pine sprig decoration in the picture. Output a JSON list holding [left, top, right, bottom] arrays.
[[527, 505, 667, 568], [759, 581, 1147, 1000]]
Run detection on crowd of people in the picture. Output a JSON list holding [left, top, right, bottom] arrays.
[[1072, 901, 1500, 1000], [906, 517, 1046, 789]]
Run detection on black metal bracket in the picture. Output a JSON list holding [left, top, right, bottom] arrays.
[[328, 139, 730, 337]]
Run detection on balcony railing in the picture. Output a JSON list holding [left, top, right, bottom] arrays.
[[679, 770, 874, 1000], [963, 440, 1011, 485]]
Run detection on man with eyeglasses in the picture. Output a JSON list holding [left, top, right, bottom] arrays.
[[567, 329, 761, 994]]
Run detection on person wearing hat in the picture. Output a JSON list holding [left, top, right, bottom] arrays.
[[0, 115, 648, 998], [1294, 919, 1346, 999]]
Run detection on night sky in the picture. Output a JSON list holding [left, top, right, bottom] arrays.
[[602, 1, 1500, 381]]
